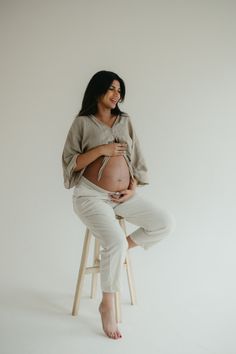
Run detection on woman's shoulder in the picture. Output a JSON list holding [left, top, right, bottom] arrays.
[[71, 114, 92, 127], [73, 114, 91, 122], [120, 112, 132, 123], [120, 112, 134, 127], [120, 112, 130, 119]]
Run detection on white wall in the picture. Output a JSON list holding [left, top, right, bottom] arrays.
[[1, 1, 236, 353]]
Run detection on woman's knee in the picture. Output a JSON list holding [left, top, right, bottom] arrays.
[[151, 208, 176, 236], [165, 212, 176, 234]]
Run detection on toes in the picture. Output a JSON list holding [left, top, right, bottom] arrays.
[[116, 330, 122, 338], [107, 331, 121, 339], [107, 331, 115, 339]]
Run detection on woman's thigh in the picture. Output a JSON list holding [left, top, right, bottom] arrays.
[[114, 192, 175, 230], [73, 196, 126, 247]]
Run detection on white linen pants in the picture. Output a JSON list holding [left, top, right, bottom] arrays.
[[72, 176, 175, 293]]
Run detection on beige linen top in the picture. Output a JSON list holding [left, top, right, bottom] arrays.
[[62, 113, 149, 189]]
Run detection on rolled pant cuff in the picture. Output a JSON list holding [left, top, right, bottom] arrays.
[[129, 230, 149, 250]]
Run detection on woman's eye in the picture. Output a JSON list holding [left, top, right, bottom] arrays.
[[109, 87, 120, 93]]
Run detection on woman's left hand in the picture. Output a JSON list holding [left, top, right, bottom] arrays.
[[109, 189, 135, 203]]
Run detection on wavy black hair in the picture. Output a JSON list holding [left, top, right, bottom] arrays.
[[77, 70, 126, 117]]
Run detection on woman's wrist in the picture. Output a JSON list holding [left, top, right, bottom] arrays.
[[128, 178, 137, 191], [97, 145, 105, 156]]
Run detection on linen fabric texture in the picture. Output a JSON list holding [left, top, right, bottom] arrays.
[[62, 113, 149, 189], [73, 176, 175, 292]]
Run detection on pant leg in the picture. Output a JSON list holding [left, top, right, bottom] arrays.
[[73, 194, 128, 292], [114, 192, 175, 250]]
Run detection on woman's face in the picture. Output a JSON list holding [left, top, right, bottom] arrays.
[[98, 80, 121, 110]]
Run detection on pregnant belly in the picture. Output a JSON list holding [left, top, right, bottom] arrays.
[[83, 155, 130, 192]]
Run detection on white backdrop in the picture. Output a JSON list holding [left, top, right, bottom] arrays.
[[1, 1, 236, 353]]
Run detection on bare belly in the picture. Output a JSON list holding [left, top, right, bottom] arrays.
[[83, 155, 130, 192]]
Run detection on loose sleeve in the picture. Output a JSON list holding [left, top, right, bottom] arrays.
[[128, 117, 149, 186], [62, 117, 83, 189]]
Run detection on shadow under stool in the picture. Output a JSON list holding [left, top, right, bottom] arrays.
[[72, 215, 137, 323]]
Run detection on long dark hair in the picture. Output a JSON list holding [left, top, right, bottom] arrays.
[[77, 70, 126, 117]]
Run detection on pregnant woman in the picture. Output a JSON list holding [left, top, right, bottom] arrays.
[[62, 70, 175, 340]]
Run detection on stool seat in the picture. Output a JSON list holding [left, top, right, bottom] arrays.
[[72, 215, 137, 323]]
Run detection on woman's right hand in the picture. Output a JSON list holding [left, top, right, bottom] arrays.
[[99, 143, 127, 157]]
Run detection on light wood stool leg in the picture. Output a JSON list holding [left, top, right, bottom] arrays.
[[119, 218, 137, 305], [72, 228, 92, 316], [114, 291, 121, 323], [125, 252, 137, 305], [91, 238, 100, 298], [72, 217, 136, 321]]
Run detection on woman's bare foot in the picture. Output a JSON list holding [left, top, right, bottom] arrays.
[[99, 302, 122, 339]]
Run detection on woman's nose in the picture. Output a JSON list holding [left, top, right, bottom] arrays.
[[114, 91, 120, 98]]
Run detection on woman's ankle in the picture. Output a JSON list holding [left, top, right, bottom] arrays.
[[101, 292, 115, 307], [127, 235, 137, 249]]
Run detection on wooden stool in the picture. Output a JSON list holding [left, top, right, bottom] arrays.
[[72, 215, 137, 322]]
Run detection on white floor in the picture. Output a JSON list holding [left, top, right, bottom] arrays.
[[1, 259, 235, 354]]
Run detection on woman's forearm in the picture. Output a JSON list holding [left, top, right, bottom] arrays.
[[74, 146, 103, 172]]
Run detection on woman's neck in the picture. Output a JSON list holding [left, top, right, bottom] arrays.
[[96, 110, 113, 122], [96, 105, 113, 121]]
